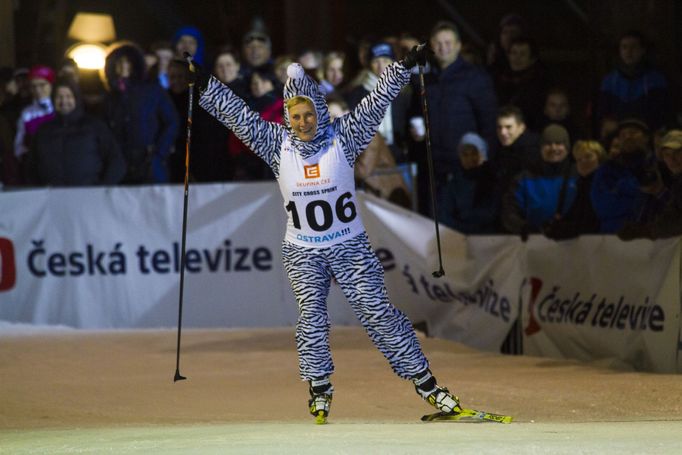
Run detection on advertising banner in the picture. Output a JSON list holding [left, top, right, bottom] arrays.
[[1, 183, 680, 371]]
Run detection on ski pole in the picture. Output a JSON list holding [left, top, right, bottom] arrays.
[[173, 52, 196, 382], [417, 56, 445, 278]]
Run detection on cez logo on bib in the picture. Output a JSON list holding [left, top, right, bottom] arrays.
[[0, 238, 17, 291], [304, 164, 320, 179]]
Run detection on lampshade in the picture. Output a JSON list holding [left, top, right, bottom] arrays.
[[67, 13, 116, 43], [66, 43, 107, 70]]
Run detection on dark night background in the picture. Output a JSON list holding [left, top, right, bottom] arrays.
[[1, 0, 681, 131]]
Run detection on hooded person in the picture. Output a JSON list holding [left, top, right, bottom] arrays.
[[196, 45, 493, 424], [28, 78, 125, 186], [172, 25, 206, 66], [102, 41, 178, 183], [438, 132, 500, 233]]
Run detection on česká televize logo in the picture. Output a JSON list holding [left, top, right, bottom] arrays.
[[0, 238, 17, 291]]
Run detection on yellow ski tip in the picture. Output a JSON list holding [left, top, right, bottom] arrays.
[[315, 411, 327, 425]]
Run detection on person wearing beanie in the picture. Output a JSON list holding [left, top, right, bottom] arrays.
[[539, 123, 570, 162], [345, 42, 413, 164], [7, 65, 56, 185], [590, 117, 659, 233], [438, 132, 500, 233], [501, 123, 578, 236], [196, 44, 502, 424], [240, 29, 274, 81], [172, 25, 206, 66], [617, 129, 682, 240], [27, 78, 125, 186]]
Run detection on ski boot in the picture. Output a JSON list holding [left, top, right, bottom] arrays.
[[413, 369, 462, 415], [308, 378, 333, 424], [413, 370, 513, 423]]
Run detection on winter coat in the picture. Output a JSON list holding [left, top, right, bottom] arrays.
[[501, 161, 577, 234], [543, 172, 600, 240], [590, 153, 650, 233], [650, 175, 682, 238], [103, 42, 179, 183], [29, 109, 125, 186], [438, 161, 500, 234], [596, 62, 671, 131], [493, 129, 540, 195], [418, 56, 498, 176]]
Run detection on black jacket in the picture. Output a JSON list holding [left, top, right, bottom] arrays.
[[29, 109, 126, 186]]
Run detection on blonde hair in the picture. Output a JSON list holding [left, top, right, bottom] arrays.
[[572, 140, 607, 163], [285, 96, 314, 112]]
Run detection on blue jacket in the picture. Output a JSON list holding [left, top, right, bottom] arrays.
[[597, 64, 670, 130], [501, 162, 577, 234], [420, 57, 497, 175], [590, 156, 648, 233]]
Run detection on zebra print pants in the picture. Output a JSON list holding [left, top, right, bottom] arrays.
[[282, 232, 429, 381]]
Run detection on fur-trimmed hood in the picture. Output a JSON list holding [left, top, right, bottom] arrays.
[[101, 41, 147, 91]]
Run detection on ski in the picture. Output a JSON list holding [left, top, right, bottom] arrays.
[[421, 407, 513, 424], [314, 411, 328, 425]]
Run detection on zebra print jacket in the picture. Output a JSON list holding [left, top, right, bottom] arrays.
[[198, 61, 411, 179]]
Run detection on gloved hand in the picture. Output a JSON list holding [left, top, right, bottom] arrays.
[[542, 219, 578, 241], [617, 222, 653, 241], [402, 43, 433, 69], [177, 53, 211, 93]]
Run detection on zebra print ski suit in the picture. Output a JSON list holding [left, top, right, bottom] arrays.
[[199, 61, 429, 381]]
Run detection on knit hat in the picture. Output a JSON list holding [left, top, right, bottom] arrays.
[[616, 118, 650, 136], [660, 130, 682, 150], [28, 65, 56, 84], [243, 30, 271, 48], [283, 63, 331, 152], [367, 42, 395, 62], [458, 132, 488, 161], [541, 123, 570, 150]]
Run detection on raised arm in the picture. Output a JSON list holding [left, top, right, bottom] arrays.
[[199, 76, 284, 169], [334, 62, 411, 164]]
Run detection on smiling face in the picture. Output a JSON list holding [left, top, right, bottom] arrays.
[[54, 86, 76, 115], [214, 53, 240, 84], [430, 29, 460, 69], [541, 142, 569, 163], [287, 99, 318, 142], [496, 115, 525, 146]]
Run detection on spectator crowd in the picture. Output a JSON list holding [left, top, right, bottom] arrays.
[[1, 15, 681, 242]]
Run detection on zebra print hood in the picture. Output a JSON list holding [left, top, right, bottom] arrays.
[[283, 63, 332, 156]]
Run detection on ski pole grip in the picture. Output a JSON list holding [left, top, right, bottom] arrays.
[[183, 52, 195, 73]]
